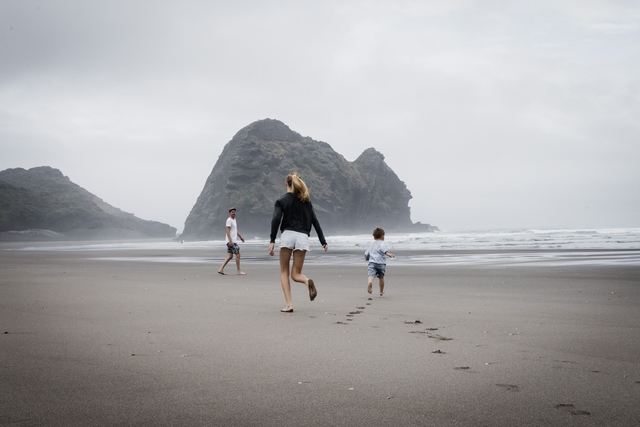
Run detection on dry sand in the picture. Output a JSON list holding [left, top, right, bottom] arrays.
[[1, 243, 639, 426]]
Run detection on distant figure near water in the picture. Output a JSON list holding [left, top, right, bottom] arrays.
[[218, 208, 246, 275], [268, 173, 328, 313], [365, 227, 395, 296]]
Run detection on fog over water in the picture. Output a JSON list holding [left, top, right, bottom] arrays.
[[1, 1, 639, 233]]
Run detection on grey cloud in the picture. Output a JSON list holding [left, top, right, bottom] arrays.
[[1, 0, 639, 231]]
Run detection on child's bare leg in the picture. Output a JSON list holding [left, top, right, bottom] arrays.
[[279, 248, 293, 310], [379, 277, 385, 296], [367, 276, 374, 294]]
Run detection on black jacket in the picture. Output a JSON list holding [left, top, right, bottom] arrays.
[[270, 193, 327, 246]]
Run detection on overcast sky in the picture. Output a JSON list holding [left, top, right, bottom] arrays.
[[1, 0, 639, 233]]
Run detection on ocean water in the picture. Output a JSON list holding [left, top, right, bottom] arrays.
[[8, 228, 640, 267], [327, 227, 640, 251], [316, 228, 640, 267]]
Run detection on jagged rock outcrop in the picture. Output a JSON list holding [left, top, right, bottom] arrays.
[[0, 166, 176, 240], [181, 119, 434, 240]]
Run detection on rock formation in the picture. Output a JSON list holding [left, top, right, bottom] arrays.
[[0, 166, 176, 240], [181, 119, 435, 240]]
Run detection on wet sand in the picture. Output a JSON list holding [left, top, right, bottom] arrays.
[[1, 244, 639, 426]]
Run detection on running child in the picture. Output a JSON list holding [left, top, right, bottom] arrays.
[[364, 227, 395, 296]]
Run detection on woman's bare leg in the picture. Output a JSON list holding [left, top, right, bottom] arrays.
[[291, 250, 316, 300], [279, 248, 293, 310], [290, 250, 309, 285]]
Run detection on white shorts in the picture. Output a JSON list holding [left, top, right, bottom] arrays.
[[280, 230, 310, 251]]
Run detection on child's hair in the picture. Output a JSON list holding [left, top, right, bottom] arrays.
[[372, 227, 385, 239], [287, 172, 310, 202]]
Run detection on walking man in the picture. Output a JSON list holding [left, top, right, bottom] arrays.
[[218, 207, 246, 275]]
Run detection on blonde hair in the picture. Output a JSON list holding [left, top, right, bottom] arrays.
[[287, 172, 310, 202]]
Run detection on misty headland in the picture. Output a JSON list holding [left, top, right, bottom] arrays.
[[0, 119, 437, 242], [0, 166, 176, 241], [182, 119, 437, 240]]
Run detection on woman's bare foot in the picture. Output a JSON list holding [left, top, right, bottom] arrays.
[[308, 279, 317, 301]]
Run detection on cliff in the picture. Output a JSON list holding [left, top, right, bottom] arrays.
[[0, 166, 176, 240], [181, 119, 435, 240]]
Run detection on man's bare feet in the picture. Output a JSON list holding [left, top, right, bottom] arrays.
[[217, 271, 225, 275], [237, 271, 246, 275], [280, 306, 293, 313], [367, 283, 372, 294]]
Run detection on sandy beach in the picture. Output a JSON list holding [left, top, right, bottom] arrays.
[[1, 243, 639, 426]]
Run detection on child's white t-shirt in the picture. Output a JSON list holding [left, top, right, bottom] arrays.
[[365, 240, 388, 264]]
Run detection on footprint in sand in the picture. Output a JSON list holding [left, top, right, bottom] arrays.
[[408, 327, 452, 341], [496, 384, 519, 392], [554, 360, 579, 364], [432, 350, 446, 354], [454, 366, 470, 370], [427, 333, 452, 341], [404, 320, 422, 324], [554, 404, 590, 416]]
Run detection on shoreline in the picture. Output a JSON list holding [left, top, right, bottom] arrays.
[[4, 241, 640, 268]]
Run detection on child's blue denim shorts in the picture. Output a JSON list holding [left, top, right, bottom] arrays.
[[368, 262, 386, 278]]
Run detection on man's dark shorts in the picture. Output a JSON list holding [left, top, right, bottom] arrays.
[[367, 262, 386, 278], [227, 243, 240, 254]]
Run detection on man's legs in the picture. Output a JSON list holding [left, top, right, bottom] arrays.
[[218, 253, 233, 274], [235, 252, 245, 275]]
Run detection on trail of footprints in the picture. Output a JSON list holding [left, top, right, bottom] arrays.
[[335, 300, 593, 418], [406, 321, 592, 417], [334, 298, 372, 325]]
